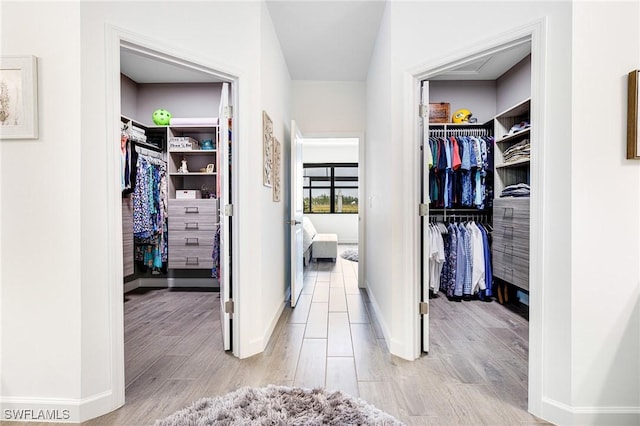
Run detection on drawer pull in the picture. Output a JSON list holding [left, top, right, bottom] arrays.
[[503, 207, 514, 218], [186, 257, 199, 265], [185, 237, 199, 246], [185, 222, 199, 230], [503, 226, 514, 238], [185, 207, 199, 214]]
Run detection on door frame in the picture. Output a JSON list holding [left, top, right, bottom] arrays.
[[104, 25, 243, 408], [298, 131, 365, 287], [403, 18, 547, 415]]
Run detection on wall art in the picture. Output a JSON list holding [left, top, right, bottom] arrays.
[[627, 70, 640, 159], [263, 110, 273, 187], [272, 137, 281, 202], [0, 55, 38, 139]]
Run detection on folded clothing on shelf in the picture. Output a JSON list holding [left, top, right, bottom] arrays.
[[500, 183, 530, 198], [504, 121, 530, 137], [502, 139, 530, 163]]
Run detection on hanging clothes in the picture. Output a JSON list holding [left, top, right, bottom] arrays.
[[428, 134, 494, 210], [133, 154, 168, 271], [429, 218, 494, 301]]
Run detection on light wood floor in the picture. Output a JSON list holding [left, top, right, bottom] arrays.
[[10, 246, 548, 425]]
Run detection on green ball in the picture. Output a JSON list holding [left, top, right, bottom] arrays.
[[152, 109, 172, 126]]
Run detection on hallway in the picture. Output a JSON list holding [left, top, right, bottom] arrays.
[[78, 245, 544, 425]]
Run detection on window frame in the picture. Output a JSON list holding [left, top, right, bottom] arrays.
[[303, 162, 358, 214]]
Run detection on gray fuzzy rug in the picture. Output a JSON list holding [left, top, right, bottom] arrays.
[[340, 249, 359, 262], [153, 385, 404, 425]]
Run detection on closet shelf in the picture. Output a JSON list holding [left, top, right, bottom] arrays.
[[495, 158, 530, 169], [169, 172, 217, 176], [495, 128, 530, 144], [169, 149, 217, 154]]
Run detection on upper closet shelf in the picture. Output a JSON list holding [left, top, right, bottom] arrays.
[[496, 128, 530, 144], [495, 158, 530, 169]]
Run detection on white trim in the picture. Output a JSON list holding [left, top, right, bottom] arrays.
[[527, 17, 548, 419], [542, 397, 640, 426], [364, 283, 392, 347], [1, 390, 113, 423], [403, 16, 548, 419], [103, 23, 244, 420]]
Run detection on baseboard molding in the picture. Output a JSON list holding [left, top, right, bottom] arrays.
[[241, 300, 286, 359], [542, 397, 640, 426], [1, 390, 118, 423], [132, 277, 218, 288], [363, 282, 392, 346]]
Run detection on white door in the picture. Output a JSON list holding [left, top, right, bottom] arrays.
[[289, 120, 304, 307], [421, 81, 430, 353], [218, 82, 232, 350]]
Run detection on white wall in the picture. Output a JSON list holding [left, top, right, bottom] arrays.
[[259, 0, 292, 352], [291, 80, 365, 135], [571, 2, 640, 423], [0, 0, 83, 419], [365, 1, 394, 346], [302, 138, 359, 163], [2, 0, 291, 422]]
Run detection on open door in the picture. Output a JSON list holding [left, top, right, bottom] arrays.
[[218, 82, 232, 350], [289, 120, 304, 307], [421, 81, 430, 353]]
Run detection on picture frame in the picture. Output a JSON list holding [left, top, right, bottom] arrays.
[[0, 55, 38, 139], [272, 137, 281, 202], [263, 110, 273, 187], [627, 70, 640, 159], [206, 163, 215, 174], [429, 102, 450, 124]]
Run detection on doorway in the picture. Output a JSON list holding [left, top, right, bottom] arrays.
[[410, 20, 547, 415], [105, 28, 241, 409]]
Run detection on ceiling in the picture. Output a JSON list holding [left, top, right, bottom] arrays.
[[120, 1, 530, 83]]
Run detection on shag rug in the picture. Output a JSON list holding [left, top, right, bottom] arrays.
[[153, 385, 404, 425], [340, 249, 359, 262]]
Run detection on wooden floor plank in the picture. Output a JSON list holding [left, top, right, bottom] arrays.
[[327, 312, 353, 356], [293, 339, 327, 389], [305, 302, 328, 338], [329, 286, 348, 312], [326, 357, 359, 397]]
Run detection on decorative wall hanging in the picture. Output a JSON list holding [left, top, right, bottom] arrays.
[[272, 137, 282, 202], [627, 70, 640, 159], [0, 55, 38, 139], [263, 110, 273, 187]]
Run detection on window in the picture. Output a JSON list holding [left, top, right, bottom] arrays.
[[303, 163, 358, 213]]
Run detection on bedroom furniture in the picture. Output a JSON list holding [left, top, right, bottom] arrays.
[[302, 216, 338, 263]]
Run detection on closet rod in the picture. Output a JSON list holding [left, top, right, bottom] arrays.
[[136, 146, 165, 160]]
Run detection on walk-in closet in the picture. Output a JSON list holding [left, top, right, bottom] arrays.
[[118, 44, 234, 392], [420, 41, 532, 406]]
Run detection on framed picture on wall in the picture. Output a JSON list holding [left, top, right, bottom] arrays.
[[0, 55, 38, 139], [273, 137, 281, 202], [627, 70, 640, 159], [263, 110, 273, 187]]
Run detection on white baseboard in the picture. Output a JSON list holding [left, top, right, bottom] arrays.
[[1, 390, 119, 423], [363, 282, 392, 346], [542, 397, 640, 426], [240, 300, 286, 359]]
